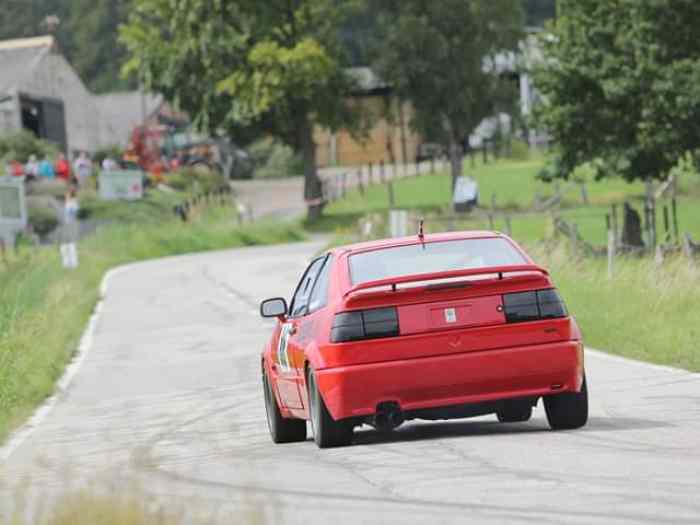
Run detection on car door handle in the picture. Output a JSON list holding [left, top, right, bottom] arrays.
[[289, 325, 298, 336]]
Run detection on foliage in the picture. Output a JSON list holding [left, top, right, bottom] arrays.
[[163, 169, 230, 195], [0, 209, 306, 442], [533, 0, 700, 182], [0, 130, 58, 163], [249, 139, 304, 178], [0, 0, 133, 93], [92, 145, 123, 167], [26, 201, 60, 237], [120, 0, 364, 218], [368, 0, 524, 186]]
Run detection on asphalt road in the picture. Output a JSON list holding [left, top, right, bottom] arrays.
[[2, 241, 700, 524]]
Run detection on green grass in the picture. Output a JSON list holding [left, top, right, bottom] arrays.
[[317, 156, 700, 246], [0, 207, 305, 442], [532, 244, 700, 372]]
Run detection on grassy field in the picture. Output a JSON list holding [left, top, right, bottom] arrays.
[[318, 156, 700, 246], [532, 244, 700, 371], [0, 206, 305, 443]]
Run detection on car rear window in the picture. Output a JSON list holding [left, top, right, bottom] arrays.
[[349, 238, 527, 285]]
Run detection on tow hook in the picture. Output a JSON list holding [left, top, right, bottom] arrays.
[[373, 401, 404, 432]]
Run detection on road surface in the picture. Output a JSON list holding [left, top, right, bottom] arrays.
[[2, 241, 700, 524], [230, 161, 438, 221]]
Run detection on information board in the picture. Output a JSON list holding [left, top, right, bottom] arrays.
[[0, 178, 27, 248], [99, 170, 144, 201]]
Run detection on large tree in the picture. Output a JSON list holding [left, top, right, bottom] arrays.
[[533, 0, 700, 182], [120, 0, 362, 219], [368, 0, 524, 188]]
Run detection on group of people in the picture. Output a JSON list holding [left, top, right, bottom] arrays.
[[4, 151, 121, 187]]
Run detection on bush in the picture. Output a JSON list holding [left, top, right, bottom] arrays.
[[249, 139, 303, 178], [165, 168, 229, 194], [0, 130, 59, 164], [27, 180, 69, 199], [27, 201, 60, 237], [93, 145, 123, 167]]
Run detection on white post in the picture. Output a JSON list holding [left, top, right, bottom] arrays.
[[607, 229, 615, 279]]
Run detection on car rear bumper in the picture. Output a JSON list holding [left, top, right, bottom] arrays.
[[315, 340, 584, 421]]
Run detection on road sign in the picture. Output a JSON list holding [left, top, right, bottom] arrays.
[[0, 177, 27, 248], [99, 170, 144, 201]]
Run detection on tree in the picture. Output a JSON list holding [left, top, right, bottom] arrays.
[[533, 0, 700, 183], [368, 0, 523, 188], [120, 0, 362, 219]]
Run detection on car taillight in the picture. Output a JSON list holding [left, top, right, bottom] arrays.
[[331, 307, 399, 343], [503, 289, 567, 323]]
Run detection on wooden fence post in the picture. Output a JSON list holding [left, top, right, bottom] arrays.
[[387, 181, 396, 208], [505, 216, 512, 237], [606, 214, 615, 278], [357, 169, 365, 195], [663, 205, 670, 244], [571, 224, 579, 259], [672, 198, 679, 243], [380, 160, 386, 184]]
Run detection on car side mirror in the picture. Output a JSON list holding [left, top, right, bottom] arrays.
[[260, 298, 288, 319]]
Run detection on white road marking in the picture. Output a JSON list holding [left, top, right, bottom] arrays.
[[586, 348, 697, 375]]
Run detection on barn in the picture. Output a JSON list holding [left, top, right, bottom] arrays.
[[0, 35, 100, 155]]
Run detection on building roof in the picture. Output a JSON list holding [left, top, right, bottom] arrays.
[[0, 36, 55, 94]]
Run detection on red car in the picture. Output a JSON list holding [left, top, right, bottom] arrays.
[[260, 231, 588, 448]]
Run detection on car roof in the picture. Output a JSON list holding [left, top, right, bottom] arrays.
[[330, 230, 505, 256]]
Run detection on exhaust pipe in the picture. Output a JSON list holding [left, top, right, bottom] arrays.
[[373, 401, 404, 432]]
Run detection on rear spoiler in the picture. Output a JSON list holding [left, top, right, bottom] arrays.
[[344, 264, 549, 298]]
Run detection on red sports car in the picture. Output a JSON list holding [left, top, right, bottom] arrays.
[[260, 231, 587, 448]]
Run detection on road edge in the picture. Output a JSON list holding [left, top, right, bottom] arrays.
[[0, 264, 135, 462]]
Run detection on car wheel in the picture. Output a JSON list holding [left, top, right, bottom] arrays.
[[307, 368, 353, 448], [544, 375, 589, 430], [497, 401, 532, 423], [263, 369, 307, 443]]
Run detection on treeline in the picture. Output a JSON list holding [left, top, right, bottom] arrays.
[[1, 1, 554, 92]]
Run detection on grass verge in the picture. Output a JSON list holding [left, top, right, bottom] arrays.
[[0, 206, 305, 443], [531, 244, 700, 372]]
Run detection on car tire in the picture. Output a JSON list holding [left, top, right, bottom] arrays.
[[307, 369, 353, 448], [544, 375, 589, 430], [263, 370, 307, 444], [497, 401, 533, 423]]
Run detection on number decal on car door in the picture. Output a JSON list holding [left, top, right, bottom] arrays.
[[277, 323, 293, 372]]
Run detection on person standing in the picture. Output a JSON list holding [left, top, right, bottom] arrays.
[[73, 151, 93, 187], [38, 155, 55, 180], [25, 155, 40, 181], [10, 159, 24, 177], [55, 152, 71, 182], [60, 187, 80, 269]]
